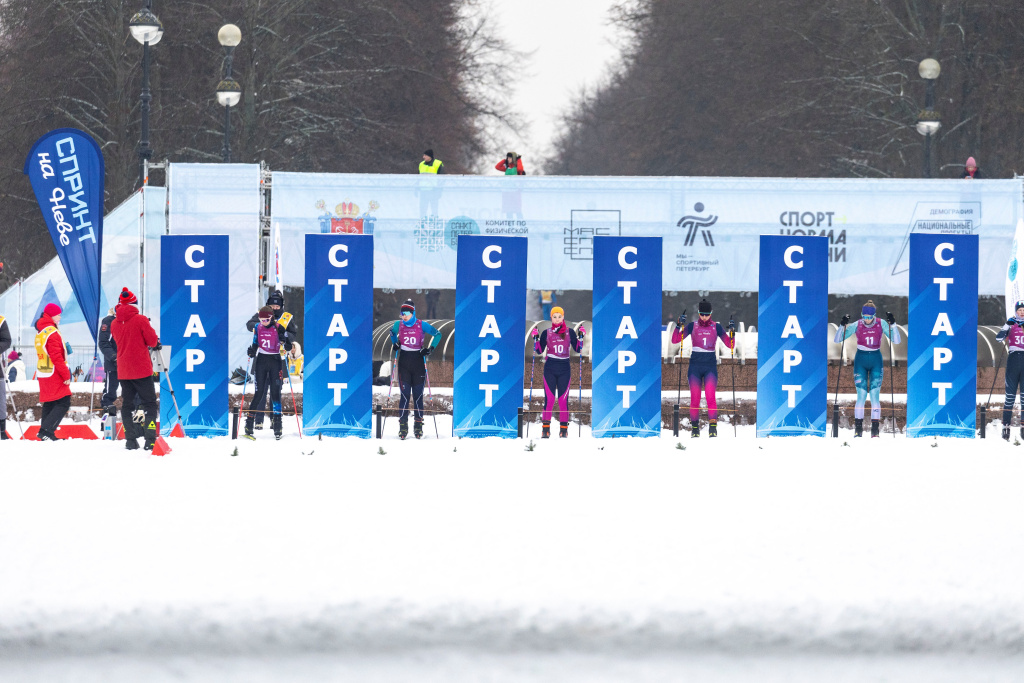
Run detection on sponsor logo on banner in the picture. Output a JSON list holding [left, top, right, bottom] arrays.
[[161, 235, 229, 436], [23, 128, 105, 341], [892, 202, 980, 276], [446, 216, 480, 249], [565, 210, 621, 260], [756, 235, 828, 437], [906, 234, 978, 438], [303, 234, 373, 437], [591, 236, 662, 438], [677, 202, 718, 247], [453, 236, 527, 438], [315, 199, 378, 234]]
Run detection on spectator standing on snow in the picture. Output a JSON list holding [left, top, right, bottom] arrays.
[[34, 303, 71, 441], [97, 307, 119, 414], [7, 349, 26, 383], [961, 156, 982, 179], [110, 287, 161, 451]]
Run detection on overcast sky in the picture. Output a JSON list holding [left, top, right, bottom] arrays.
[[482, 0, 624, 174]]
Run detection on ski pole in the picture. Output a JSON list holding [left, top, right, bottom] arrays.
[[676, 309, 686, 407], [424, 363, 439, 439], [985, 340, 1007, 408], [832, 320, 848, 438], [729, 315, 737, 437], [886, 315, 897, 438], [526, 330, 537, 437], [381, 346, 397, 435], [152, 347, 184, 430], [2, 358, 24, 437], [577, 326, 585, 437], [238, 329, 258, 435], [282, 355, 302, 439]]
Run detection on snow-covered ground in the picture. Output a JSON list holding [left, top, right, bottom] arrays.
[[2, 417, 1024, 681]]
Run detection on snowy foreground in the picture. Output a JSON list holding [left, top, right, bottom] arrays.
[[2, 419, 1024, 682]]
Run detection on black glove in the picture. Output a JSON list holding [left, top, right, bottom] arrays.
[[421, 346, 433, 357], [152, 342, 162, 351], [1008, 318, 1018, 326], [284, 340, 293, 352], [391, 342, 400, 352], [840, 314, 850, 326], [727, 317, 736, 330], [247, 345, 257, 358], [677, 314, 686, 327], [886, 312, 896, 325]]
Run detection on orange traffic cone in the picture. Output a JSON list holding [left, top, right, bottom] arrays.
[[151, 436, 172, 456], [169, 423, 186, 438]]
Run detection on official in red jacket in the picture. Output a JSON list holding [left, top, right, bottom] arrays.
[[35, 303, 71, 441], [110, 287, 161, 451]]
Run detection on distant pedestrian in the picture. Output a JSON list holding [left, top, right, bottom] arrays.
[[34, 303, 71, 441], [424, 289, 439, 319], [961, 156, 982, 179], [495, 151, 525, 175], [98, 307, 119, 413], [7, 349, 26, 384], [539, 290, 556, 319], [419, 149, 444, 174]]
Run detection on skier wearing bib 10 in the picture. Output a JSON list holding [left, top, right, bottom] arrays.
[[390, 299, 440, 440], [834, 300, 901, 437], [995, 300, 1024, 440], [531, 306, 584, 438], [672, 299, 733, 437]]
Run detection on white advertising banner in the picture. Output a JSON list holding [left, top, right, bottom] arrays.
[[271, 173, 1021, 295]]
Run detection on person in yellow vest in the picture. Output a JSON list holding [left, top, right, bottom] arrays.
[[34, 303, 72, 441], [287, 342, 304, 379], [418, 149, 444, 174]]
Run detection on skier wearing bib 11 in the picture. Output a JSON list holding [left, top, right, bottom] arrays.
[[834, 300, 901, 437], [531, 306, 584, 438], [672, 299, 734, 437], [390, 299, 440, 439], [995, 300, 1024, 440]]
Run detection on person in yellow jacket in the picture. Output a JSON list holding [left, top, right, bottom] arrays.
[[418, 149, 444, 174], [34, 303, 72, 441]]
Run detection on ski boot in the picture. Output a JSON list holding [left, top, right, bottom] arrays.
[[854, 418, 863, 437], [125, 438, 140, 450], [243, 418, 256, 441], [1, 419, 7, 440], [559, 422, 569, 438], [1020, 426, 1023, 440], [143, 438, 156, 451], [870, 419, 880, 438], [691, 422, 700, 438], [414, 419, 424, 439], [254, 422, 264, 431], [399, 421, 409, 440], [708, 421, 718, 438], [542, 420, 551, 439], [1003, 426, 1011, 441], [272, 414, 283, 441]]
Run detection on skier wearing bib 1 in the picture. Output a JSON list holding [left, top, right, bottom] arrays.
[[995, 300, 1024, 440], [672, 299, 734, 437], [390, 299, 440, 439], [834, 300, 901, 437], [531, 306, 584, 438]]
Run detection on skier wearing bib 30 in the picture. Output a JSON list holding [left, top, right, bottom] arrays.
[[672, 299, 734, 437], [532, 306, 585, 438], [995, 300, 1024, 440], [834, 301, 901, 437], [390, 300, 440, 439]]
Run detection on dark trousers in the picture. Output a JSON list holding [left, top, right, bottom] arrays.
[[101, 363, 118, 407], [397, 351, 426, 423], [40, 395, 72, 436], [1003, 351, 1024, 425], [120, 377, 158, 443], [247, 354, 283, 430]]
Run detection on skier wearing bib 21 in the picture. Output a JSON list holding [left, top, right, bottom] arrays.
[[531, 306, 584, 438], [390, 300, 440, 439], [672, 299, 733, 437], [995, 300, 1024, 440], [833, 301, 901, 437]]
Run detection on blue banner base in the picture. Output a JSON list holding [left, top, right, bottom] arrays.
[[305, 428, 372, 439], [179, 426, 228, 438], [454, 426, 516, 439], [756, 427, 826, 438], [906, 425, 975, 439], [592, 426, 661, 439]]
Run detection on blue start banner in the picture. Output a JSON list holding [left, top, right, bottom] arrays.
[[303, 234, 373, 437], [453, 236, 527, 438], [160, 235, 229, 436], [906, 234, 978, 438], [756, 235, 828, 437], [591, 236, 662, 437], [24, 128, 105, 341]]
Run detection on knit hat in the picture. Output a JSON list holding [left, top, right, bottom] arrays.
[[119, 287, 138, 306], [698, 299, 712, 314], [551, 306, 564, 317], [258, 306, 274, 319], [267, 290, 284, 308], [966, 156, 977, 167], [8, 349, 19, 361], [43, 302, 62, 317], [401, 299, 416, 314], [423, 149, 434, 158]]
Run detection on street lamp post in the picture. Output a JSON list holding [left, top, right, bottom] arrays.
[[129, 1, 164, 189], [916, 58, 941, 178], [216, 24, 243, 163]]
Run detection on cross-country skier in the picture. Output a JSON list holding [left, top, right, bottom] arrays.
[[531, 306, 585, 438], [996, 300, 1024, 440], [244, 306, 290, 440], [390, 299, 440, 439], [672, 299, 734, 437], [834, 301, 901, 437], [245, 290, 297, 431]]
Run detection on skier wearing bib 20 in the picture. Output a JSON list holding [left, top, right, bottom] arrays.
[[833, 301, 901, 438], [995, 300, 1024, 440], [672, 299, 734, 438], [531, 306, 584, 438], [390, 299, 440, 439]]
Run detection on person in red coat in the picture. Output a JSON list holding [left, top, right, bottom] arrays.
[[35, 303, 71, 441], [495, 151, 526, 175], [110, 287, 161, 450]]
